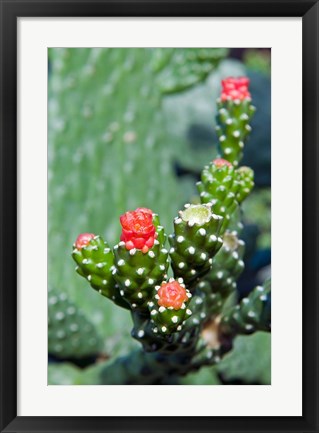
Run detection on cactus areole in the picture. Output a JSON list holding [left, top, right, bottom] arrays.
[[120, 207, 157, 253], [75, 233, 95, 249], [221, 76, 251, 101], [157, 280, 188, 310]]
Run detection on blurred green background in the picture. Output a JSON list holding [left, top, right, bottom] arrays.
[[48, 48, 271, 385]]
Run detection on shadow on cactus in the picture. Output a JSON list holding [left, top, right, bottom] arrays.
[[67, 74, 271, 385]]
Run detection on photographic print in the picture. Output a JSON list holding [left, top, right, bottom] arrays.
[[48, 48, 271, 385]]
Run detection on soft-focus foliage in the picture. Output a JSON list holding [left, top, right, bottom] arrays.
[[216, 332, 271, 384]]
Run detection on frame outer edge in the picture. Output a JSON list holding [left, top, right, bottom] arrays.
[[302, 2, 319, 432], [0, 1, 18, 433], [0, 0, 318, 432]]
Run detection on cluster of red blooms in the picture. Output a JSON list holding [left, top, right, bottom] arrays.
[[120, 207, 157, 253], [74, 208, 157, 253], [75, 207, 188, 310], [220, 77, 251, 102]]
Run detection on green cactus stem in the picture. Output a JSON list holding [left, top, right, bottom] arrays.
[[216, 77, 256, 166], [148, 278, 192, 335], [197, 158, 239, 233], [112, 209, 169, 311], [130, 299, 203, 355], [235, 166, 255, 203], [152, 213, 167, 246], [220, 280, 271, 337], [113, 240, 169, 311], [100, 313, 208, 384], [209, 231, 245, 296], [199, 231, 245, 317], [72, 234, 128, 309], [169, 203, 223, 287]]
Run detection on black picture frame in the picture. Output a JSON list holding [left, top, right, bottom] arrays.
[[0, 1, 318, 432]]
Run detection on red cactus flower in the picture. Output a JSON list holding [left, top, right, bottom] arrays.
[[158, 281, 188, 310], [220, 77, 251, 101], [75, 233, 95, 249], [213, 158, 232, 168], [120, 207, 156, 253]]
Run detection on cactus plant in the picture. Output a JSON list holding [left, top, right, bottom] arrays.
[[48, 47, 229, 339], [67, 72, 271, 384]]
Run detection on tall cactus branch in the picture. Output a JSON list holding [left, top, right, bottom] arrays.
[[215, 77, 256, 166]]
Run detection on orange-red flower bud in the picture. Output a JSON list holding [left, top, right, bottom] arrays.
[[213, 158, 232, 168], [120, 207, 156, 253], [158, 281, 188, 310], [75, 233, 95, 249]]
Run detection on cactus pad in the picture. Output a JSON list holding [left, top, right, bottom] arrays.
[[154, 48, 229, 95], [48, 288, 102, 358]]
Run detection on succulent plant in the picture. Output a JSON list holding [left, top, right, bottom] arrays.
[[68, 74, 271, 384]]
